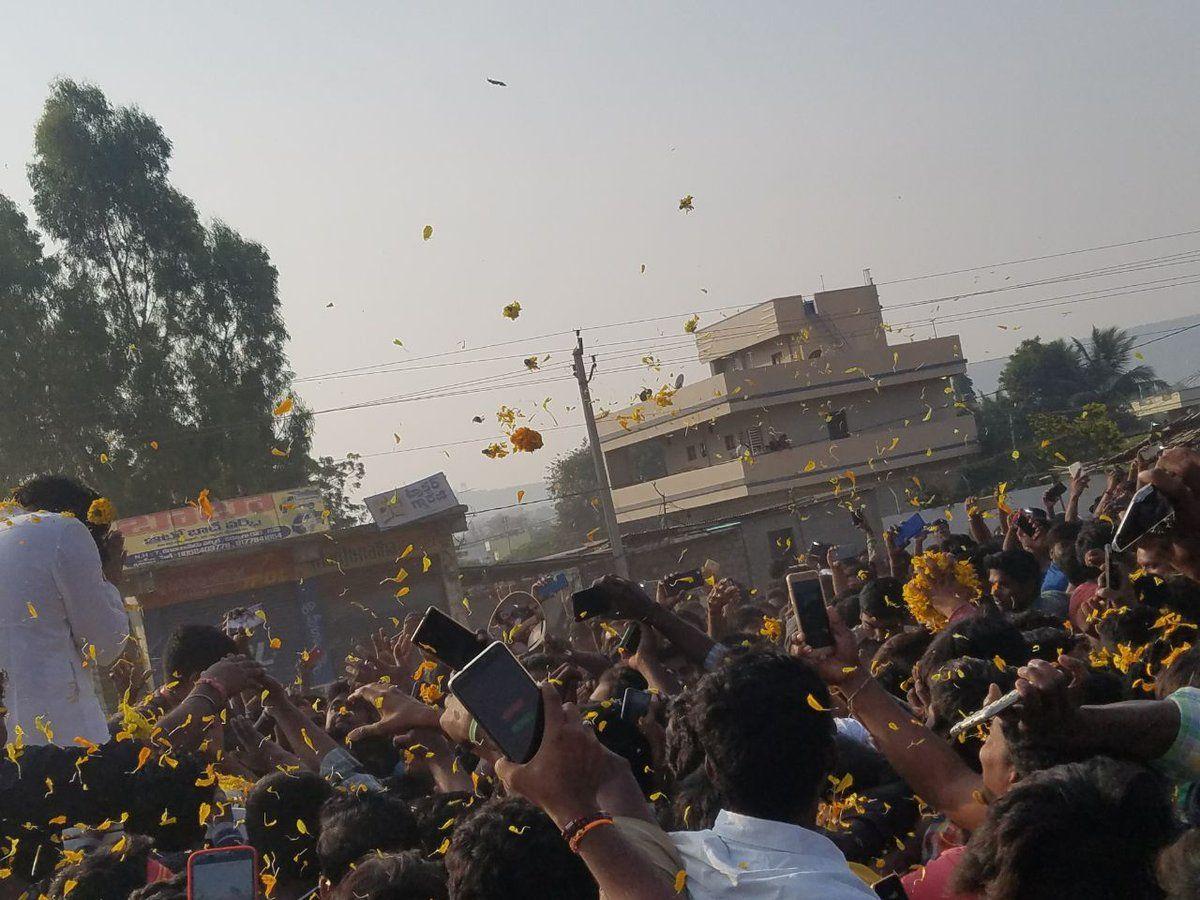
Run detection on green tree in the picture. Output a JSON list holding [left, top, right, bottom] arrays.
[[546, 441, 602, 543], [1029, 403, 1124, 464], [1071, 326, 1167, 408], [997, 338, 1085, 413], [0, 79, 356, 519]]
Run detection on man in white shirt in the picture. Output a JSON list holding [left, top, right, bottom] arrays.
[[0, 476, 129, 746], [669, 650, 875, 898]]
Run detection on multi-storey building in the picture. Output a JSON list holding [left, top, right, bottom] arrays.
[[597, 284, 979, 584]]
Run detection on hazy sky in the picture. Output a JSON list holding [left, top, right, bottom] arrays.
[[3, 2, 1199, 506]]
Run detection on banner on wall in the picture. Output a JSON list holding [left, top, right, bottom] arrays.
[[115, 487, 329, 567]]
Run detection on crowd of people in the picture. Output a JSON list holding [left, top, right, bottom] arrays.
[[2, 449, 1200, 899]]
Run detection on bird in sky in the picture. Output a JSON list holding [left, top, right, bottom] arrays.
[[486, 77, 507, 86]]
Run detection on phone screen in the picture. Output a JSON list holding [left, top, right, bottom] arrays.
[[188, 846, 257, 900], [449, 643, 544, 763], [413, 607, 487, 670], [616, 623, 642, 656], [1112, 484, 1175, 552], [787, 572, 832, 649], [571, 585, 614, 621]]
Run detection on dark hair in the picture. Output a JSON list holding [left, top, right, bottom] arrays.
[[928, 656, 1016, 770], [1076, 519, 1113, 559], [921, 610, 1030, 677], [690, 650, 835, 820], [409, 791, 479, 855], [246, 770, 333, 883], [870, 629, 933, 699], [858, 578, 909, 624], [318, 790, 421, 886], [1157, 828, 1200, 900], [582, 703, 656, 795], [162, 624, 237, 683], [953, 758, 1176, 898], [445, 798, 597, 900], [13, 474, 100, 520], [664, 691, 703, 780], [330, 851, 448, 900], [129, 875, 187, 900], [984, 549, 1041, 587], [938, 533, 978, 557], [1021, 626, 1073, 662], [1159, 645, 1200, 699], [833, 591, 861, 629], [48, 834, 152, 900]]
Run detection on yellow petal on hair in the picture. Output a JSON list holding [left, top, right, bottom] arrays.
[[806, 693, 829, 712]]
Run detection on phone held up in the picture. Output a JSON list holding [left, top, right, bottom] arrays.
[[787, 570, 832, 649], [412, 606, 488, 671], [570, 584, 616, 622], [187, 845, 258, 900], [448, 642, 545, 764], [1112, 484, 1176, 553]]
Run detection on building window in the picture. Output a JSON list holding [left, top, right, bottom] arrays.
[[686, 445, 697, 461], [699, 443, 708, 458], [768, 527, 796, 560], [724, 435, 737, 451], [747, 426, 765, 454], [827, 410, 849, 440], [770, 351, 784, 365]]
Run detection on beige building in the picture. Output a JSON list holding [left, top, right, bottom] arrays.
[[597, 284, 979, 584]]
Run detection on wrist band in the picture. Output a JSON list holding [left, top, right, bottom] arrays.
[[562, 812, 614, 853], [196, 676, 228, 702], [836, 672, 870, 707]]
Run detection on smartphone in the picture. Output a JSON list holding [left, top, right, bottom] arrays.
[[1112, 484, 1176, 553], [662, 570, 703, 594], [873, 873, 909, 899], [571, 585, 615, 621], [787, 571, 832, 649], [535, 572, 570, 600], [448, 642, 544, 763], [1103, 544, 1125, 591], [894, 513, 925, 547], [620, 688, 652, 723], [1015, 511, 1038, 536], [616, 622, 642, 656], [1044, 480, 1068, 504], [413, 606, 488, 670], [187, 845, 258, 900], [948, 687, 1022, 739]]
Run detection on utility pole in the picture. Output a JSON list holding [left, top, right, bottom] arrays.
[[573, 330, 630, 578]]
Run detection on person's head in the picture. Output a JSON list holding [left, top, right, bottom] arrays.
[[162, 625, 237, 689], [317, 790, 421, 888], [1075, 519, 1113, 579], [445, 798, 597, 900], [409, 792, 478, 855], [588, 664, 647, 703], [832, 590, 861, 629], [937, 532, 978, 559], [953, 758, 1176, 899], [915, 611, 1028, 718], [927, 656, 1016, 770], [324, 684, 399, 777], [12, 474, 111, 553], [858, 577, 911, 639], [690, 649, 835, 824], [1137, 542, 1179, 578], [47, 835, 153, 900], [1046, 520, 1085, 585], [129, 874, 186, 900], [246, 770, 334, 888], [986, 549, 1042, 613], [329, 851, 448, 900], [869, 629, 932, 700]]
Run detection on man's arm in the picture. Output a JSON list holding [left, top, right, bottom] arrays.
[[52, 518, 129, 666]]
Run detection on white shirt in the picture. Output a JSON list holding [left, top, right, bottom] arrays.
[[0, 508, 129, 745], [670, 810, 876, 899]]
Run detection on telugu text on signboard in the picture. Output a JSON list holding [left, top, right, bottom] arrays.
[[364, 473, 459, 530]]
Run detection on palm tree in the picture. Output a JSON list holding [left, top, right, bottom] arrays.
[[1071, 326, 1168, 407]]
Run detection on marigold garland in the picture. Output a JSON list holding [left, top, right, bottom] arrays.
[[902, 550, 983, 632], [86, 497, 116, 526]]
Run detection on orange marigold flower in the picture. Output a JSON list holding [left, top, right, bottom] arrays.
[[510, 427, 543, 453]]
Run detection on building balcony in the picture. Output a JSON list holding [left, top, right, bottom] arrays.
[[598, 335, 966, 451], [610, 414, 978, 524]]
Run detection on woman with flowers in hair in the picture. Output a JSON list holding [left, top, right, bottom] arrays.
[[903, 551, 985, 632]]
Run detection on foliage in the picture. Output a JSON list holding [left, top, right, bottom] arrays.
[[546, 441, 602, 544], [0, 79, 349, 517], [1029, 403, 1124, 466]]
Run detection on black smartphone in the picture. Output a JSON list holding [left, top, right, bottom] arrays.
[[787, 571, 832, 649], [1112, 484, 1176, 553], [187, 845, 258, 900], [448, 642, 544, 763], [1103, 544, 1126, 591], [571, 585, 615, 621], [1045, 480, 1068, 504], [662, 570, 703, 594], [413, 606, 488, 671], [1015, 511, 1037, 536], [616, 622, 642, 656], [620, 688, 652, 723], [873, 872, 909, 899]]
